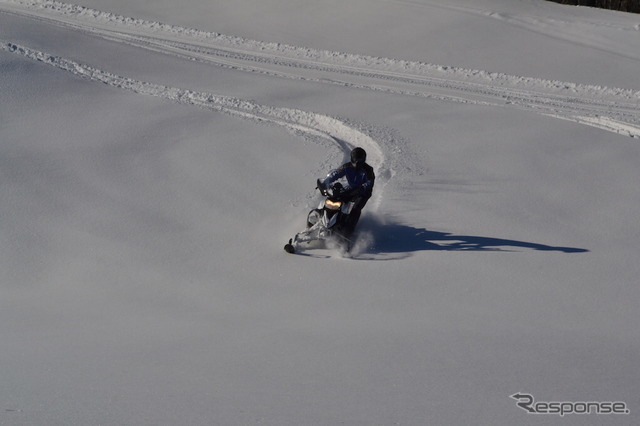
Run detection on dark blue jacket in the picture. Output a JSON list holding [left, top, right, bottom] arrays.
[[323, 162, 375, 198]]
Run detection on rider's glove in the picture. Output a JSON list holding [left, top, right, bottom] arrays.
[[341, 186, 361, 200], [317, 179, 328, 196]]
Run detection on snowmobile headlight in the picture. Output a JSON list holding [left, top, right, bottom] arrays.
[[325, 199, 343, 210]]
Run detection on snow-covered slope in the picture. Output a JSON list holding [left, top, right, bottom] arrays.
[[1, 0, 638, 425]]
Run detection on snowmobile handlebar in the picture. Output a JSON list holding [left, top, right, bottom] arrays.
[[317, 180, 349, 200]]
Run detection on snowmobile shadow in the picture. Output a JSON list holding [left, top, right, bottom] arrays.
[[355, 217, 588, 259]]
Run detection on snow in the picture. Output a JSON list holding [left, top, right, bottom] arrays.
[[1, 0, 639, 424]]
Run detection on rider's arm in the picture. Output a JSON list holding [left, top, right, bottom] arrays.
[[322, 163, 349, 186], [360, 165, 375, 194]]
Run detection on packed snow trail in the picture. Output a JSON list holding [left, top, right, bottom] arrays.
[[0, 40, 394, 212], [1, 0, 639, 138]]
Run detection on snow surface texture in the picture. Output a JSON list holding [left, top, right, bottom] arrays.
[[1, 0, 639, 425]]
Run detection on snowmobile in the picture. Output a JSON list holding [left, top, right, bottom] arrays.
[[284, 180, 355, 254]]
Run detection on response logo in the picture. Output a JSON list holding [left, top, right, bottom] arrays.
[[511, 393, 630, 417]]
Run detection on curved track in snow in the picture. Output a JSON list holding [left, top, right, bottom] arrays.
[[2, 1, 639, 136], [1, 0, 639, 197]]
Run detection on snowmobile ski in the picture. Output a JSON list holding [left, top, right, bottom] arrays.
[[284, 239, 295, 254]]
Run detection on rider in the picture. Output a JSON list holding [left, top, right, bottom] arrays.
[[317, 147, 375, 237]]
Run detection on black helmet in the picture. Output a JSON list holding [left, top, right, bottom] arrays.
[[350, 147, 366, 165]]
